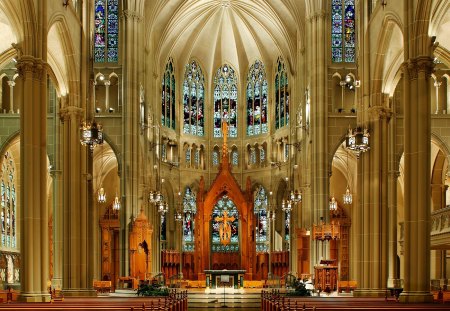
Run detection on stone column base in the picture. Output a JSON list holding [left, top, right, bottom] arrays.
[[399, 291, 434, 303], [63, 289, 97, 297], [19, 293, 51, 302], [353, 289, 387, 297]]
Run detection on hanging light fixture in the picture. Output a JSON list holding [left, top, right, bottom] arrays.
[[98, 187, 106, 203], [346, 126, 370, 158], [329, 196, 337, 211], [343, 148, 353, 204], [97, 144, 106, 203], [80, 120, 104, 151], [112, 195, 121, 210]]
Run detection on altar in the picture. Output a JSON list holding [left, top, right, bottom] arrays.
[[204, 270, 246, 289]]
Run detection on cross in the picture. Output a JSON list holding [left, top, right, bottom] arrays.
[[215, 210, 235, 245]]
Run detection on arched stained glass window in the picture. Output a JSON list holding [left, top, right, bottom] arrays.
[[254, 186, 268, 252], [183, 61, 205, 136], [332, 0, 356, 63], [183, 187, 197, 252], [247, 60, 268, 136], [275, 57, 289, 129], [249, 148, 256, 166], [212, 150, 219, 166], [211, 195, 239, 252], [1, 152, 16, 248], [285, 210, 291, 251], [232, 150, 238, 166], [185, 147, 191, 167], [94, 0, 119, 62], [162, 59, 176, 129], [214, 64, 238, 138], [260, 147, 265, 164]]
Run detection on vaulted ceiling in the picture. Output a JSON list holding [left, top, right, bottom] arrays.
[[146, 0, 306, 81]]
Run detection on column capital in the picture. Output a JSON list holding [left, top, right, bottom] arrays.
[[59, 106, 84, 123], [402, 57, 434, 80], [368, 106, 393, 121], [7, 80, 15, 87], [121, 9, 142, 22], [16, 56, 46, 80]]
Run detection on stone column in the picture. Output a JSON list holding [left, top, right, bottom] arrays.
[[306, 1, 329, 268], [120, 2, 145, 276], [104, 80, 110, 112], [60, 105, 96, 296], [399, 57, 434, 303], [16, 57, 50, 302], [7, 80, 15, 113]]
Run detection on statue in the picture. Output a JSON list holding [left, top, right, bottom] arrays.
[[215, 211, 235, 245]]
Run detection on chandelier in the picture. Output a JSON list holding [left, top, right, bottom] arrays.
[[329, 196, 337, 211], [157, 200, 169, 214], [346, 126, 370, 157], [343, 148, 353, 205], [98, 187, 106, 203], [343, 186, 352, 205], [112, 195, 121, 210], [80, 119, 104, 150], [175, 210, 183, 222]]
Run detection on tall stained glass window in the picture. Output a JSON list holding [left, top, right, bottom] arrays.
[[285, 210, 291, 251], [212, 150, 219, 167], [214, 64, 238, 138], [247, 60, 268, 136], [1, 152, 16, 248], [332, 0, 356, 63], [183, 61, 205, 136], [162, 58, 176, 129], [254, 186, 268, 252], [275, 57, 289, 129], [183, 188, 197, 252], [211, 195, 239, 252], [94, 0, 119, 62]]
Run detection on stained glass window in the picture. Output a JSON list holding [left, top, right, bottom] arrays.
[[183, 187, 197, 252], [260, 147, 265, 164], [212, 150, 219, 166], [247, 60, 268, 136], [214, 64, 238, 138], [285, 210, 291, 251], [160, 195, 167, 242], [249, 148, 256, 166], [254, 186, 268, 252], [211, 195, 239, 252], [94, 0, 119, 62], [185, 148, 191, 167], [1, 152, 16, 248], [275, 57, 289, 129], [332, 0, 356, 63], [162, 58, 176, 129], [232, 150, 238, 166], [183, 61, 205, 136]]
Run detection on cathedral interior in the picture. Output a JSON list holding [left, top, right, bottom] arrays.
[[0, 0, 449, 305]]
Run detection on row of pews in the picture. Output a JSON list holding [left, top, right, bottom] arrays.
[[0, 290, 188, 311], [261, 289, 450, 311]]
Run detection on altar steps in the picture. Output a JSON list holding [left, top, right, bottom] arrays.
[[187, 291, 261, 309]]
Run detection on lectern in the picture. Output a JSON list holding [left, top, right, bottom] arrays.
[[314, 259, 338, 293]]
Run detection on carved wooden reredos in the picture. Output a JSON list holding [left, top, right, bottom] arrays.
[[194, 138, 256, 280]]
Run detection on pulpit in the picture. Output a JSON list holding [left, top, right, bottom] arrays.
[[129, 208, 153, 281], [314, 259, 338, 292]]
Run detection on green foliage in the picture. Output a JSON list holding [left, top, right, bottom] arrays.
[[136, 280, 169, 297], [285, 278, 311, 297]]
